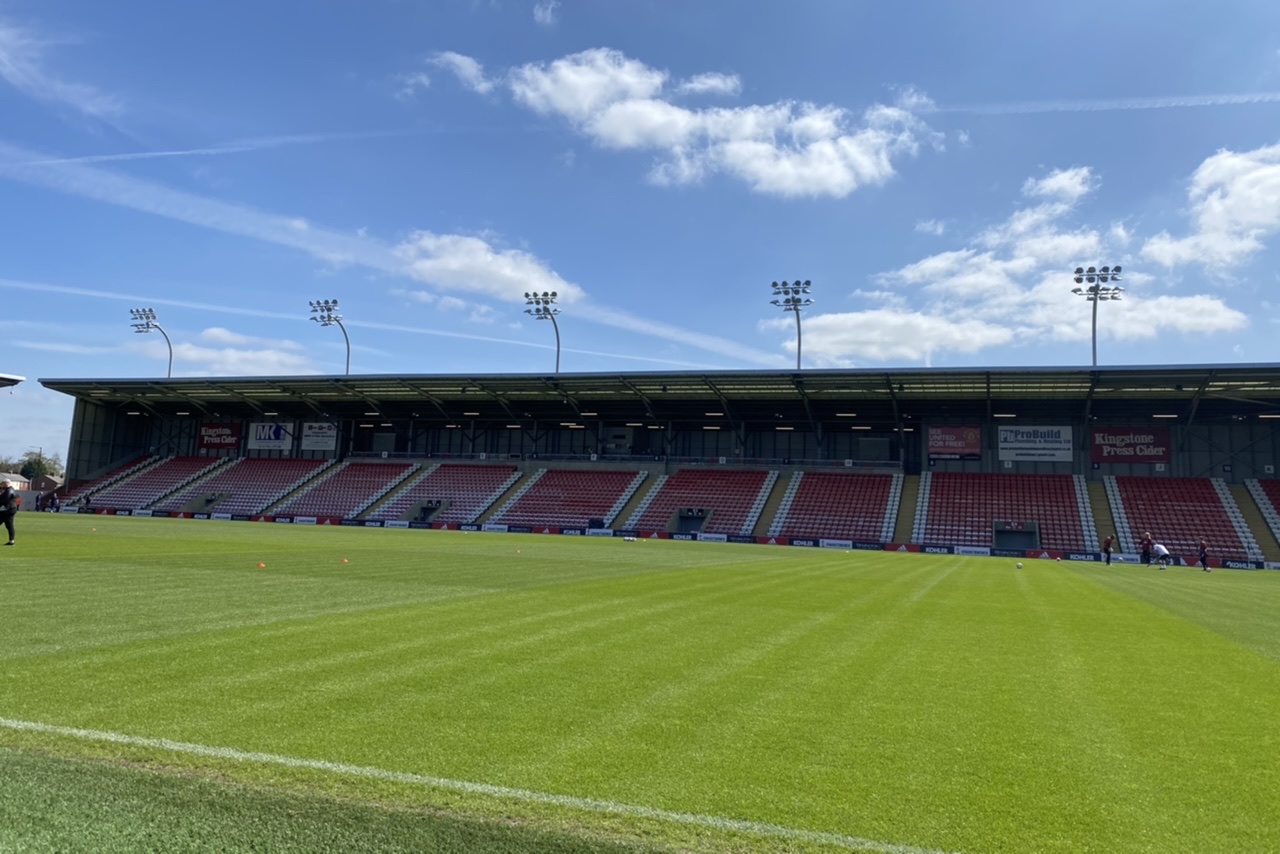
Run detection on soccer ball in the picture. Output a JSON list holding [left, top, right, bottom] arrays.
[[1016, 562, 1023, 569]]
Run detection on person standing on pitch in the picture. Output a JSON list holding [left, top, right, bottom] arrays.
[[1152, 541, 1171, 569], [0, 479, 19, 545], [1102, 533, 1114, 566], [1140, 531, 1153, 566], [1197, 538, 1210, 572]]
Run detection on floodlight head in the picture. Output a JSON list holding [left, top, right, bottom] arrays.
[[1087, 266, 1096, 274], [1074, 276, 1083, 284], [1112, 265, 1122, 275], [1072, 287, 1084, 295], [1074, 267, 1085, 276], [1100, 266, 1111, 274]]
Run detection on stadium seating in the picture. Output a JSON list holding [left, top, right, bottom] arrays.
[[367, 463, 521, 523], [623, 468, 776, 535], [62, 455, 159, 504], [152, 458, 333, 515], [273, 461, 419, 518], [89, 456, 230, 510], [768, 471, 902, 542], [1108, 475, 1260, 561], [489, 468, 647, 528], [912, 472, 1092, 551]]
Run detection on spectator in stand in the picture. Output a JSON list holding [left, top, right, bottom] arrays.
[[0, 479, 18, 545], [1140, 531, 1153, 566], [1152, 542, 1171, 569], [1102, 533, 1114, 566], [1197, 538, 1210, 573]]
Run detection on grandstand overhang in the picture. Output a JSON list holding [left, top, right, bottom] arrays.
[[0, 373, 25, 389], [39, 364, 1280, 424]]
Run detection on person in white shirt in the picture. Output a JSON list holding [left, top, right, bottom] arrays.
[[1152, 542, 1171, 569]]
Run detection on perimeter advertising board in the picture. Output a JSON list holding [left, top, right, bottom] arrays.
[[198, 422, 241, 450], [301, 422, 339, 451], [247, 422, 295, 451], [927, 425, 982, 461], [1090, 426, 1171, 464], [997, 426, 1073, 462]]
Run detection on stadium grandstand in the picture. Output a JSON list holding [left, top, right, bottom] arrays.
[[40, 364, 1280, 568]]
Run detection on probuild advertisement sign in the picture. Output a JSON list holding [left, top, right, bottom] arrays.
[[247, 422, 295, 451], [1091, 427, 1171, 464], [927, 425, 982, 461], [997, 426, 1073, 462]]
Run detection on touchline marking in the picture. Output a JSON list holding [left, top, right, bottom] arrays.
[[0, 717, 952, 854]]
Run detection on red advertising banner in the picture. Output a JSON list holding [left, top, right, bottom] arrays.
[[927, 425, 982, 460], [1091, 426, 1171, 464], [198, 422, 242, 449]]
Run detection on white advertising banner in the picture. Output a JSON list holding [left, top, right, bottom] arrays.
[[301, 422, 339, 451], [997, 426, 1073, 462], [247, 421, 295, 451]]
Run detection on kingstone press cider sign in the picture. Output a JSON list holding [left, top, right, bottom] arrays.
[[1090, 426, 1171, 464], [198, 422, 241, 449], [997, 426, 1073, 462]]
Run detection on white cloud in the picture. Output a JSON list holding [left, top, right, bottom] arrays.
[[396, 71, 431, 100], [128, 338, 318, 376], [763, 311, 1014, 365], [1022, 166, 1096, 202], [804, 166, 1251, 364], [198, 327, 304, 350], [0, 19, 122, 119], [429, 51, 496, 95], [915, 218, 946, 236], [533, 0, 560, 25], [13, 340, 114, 355], [437, 295, 468, 311], [1143, 141, 1280, 268], [494, 48, 938, 198], [394, 231, 586, 303], [677, 73, 742, 97]]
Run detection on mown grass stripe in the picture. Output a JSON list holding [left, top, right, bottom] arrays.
[[0, 717, 953, 854]]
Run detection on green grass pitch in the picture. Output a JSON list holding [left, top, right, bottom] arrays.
[[1, 513, 1277, 852]]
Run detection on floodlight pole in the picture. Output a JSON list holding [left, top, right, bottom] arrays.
[[524, 291, 562, 373], [771, 280, 813, 370], [309, 298, 350, 375], [129, 307, 173, 378], [1071, 266, 1123, 367]]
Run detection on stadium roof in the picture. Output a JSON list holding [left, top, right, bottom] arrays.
[[40, 364, 1280, 425], [0, 373, 24, 389]]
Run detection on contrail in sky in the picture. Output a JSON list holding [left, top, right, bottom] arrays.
[[942, 91, 1280, 115], [6, 130, 423, 167]]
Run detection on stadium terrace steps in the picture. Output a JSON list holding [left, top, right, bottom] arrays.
[[893, 474, 919, 543], [366, 463, 521, 524], [912, 472, 1088, 551], [623, 468, 776, 535], [1087, 479, 1118, 549], [488, 468, 648, 529], [272, 461, 420, 519], [154, 458, 335, 516], [1243, 479, 1280, 561], [89, 456, 233, 510], [766, 471, 901, 543], [1107, 475, 1260, 562]]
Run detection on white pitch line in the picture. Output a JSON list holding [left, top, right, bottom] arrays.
[[0, 717, 953, 854]]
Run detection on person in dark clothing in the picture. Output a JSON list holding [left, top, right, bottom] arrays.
[[1198, 538, 1210, 572], [1102, 534, 1114, 566], [1140, 531, 1153, 566], [0, 480, 19, 545]]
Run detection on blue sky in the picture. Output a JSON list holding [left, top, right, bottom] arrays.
[[2, 1, 1280, 461]]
